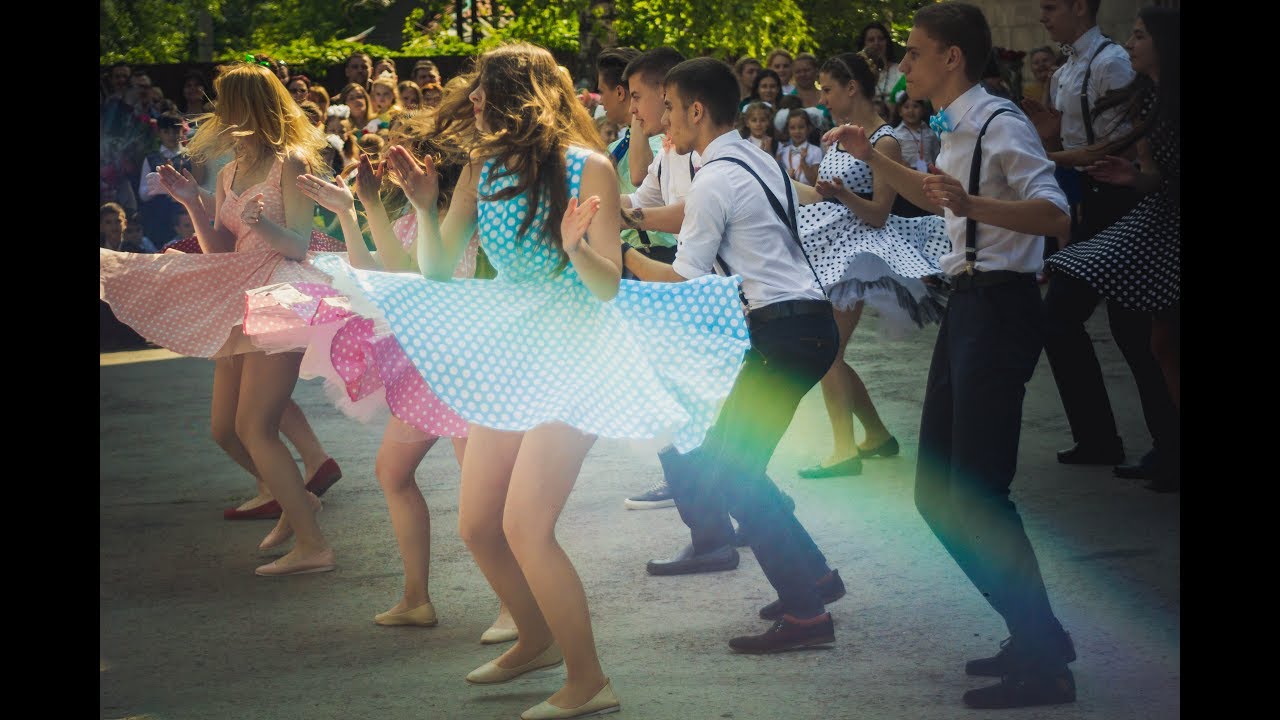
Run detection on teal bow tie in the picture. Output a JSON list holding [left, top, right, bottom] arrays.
[[929, 109, 951, 137]]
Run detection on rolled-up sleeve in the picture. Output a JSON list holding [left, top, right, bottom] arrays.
[[992, 115, 1069, 214], [671, 180, 726, 280]]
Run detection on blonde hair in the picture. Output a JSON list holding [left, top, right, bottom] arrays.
[[370, 76, 400, 112], [185, 63, 327, 176], [738, 101, 773, 138]]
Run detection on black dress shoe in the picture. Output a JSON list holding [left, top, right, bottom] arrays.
[[1056, 440, 1124, 465], [1114, 448, 1158, 479], [759, 570, 847, 620], [962, 669, 1076, 709], [646, 543, 739, 576], [729, 613, 835, 654], [966, 632, 1076, 677]]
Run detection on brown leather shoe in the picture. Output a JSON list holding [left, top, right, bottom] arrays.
[[728, 613, 834, 654]]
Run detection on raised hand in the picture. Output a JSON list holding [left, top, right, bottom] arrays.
[[823, 124, 871, 161], [561, 195, 601, 255], [921, 165, 972, 216], [353, 153, 385, 205], [154, 164, 200, 206], [798, 153, 821, 183], [240, 192, 267, 225], [384, 144, 439, 211], [1019, 97, 1062, 144], [296, 173, 355, 214], [814, 176, 844, 198], [1085, 155, 1138, 187]]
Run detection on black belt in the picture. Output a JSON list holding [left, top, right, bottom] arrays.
[[747, 298, 832, 327], [949, 270, 1036, 292]]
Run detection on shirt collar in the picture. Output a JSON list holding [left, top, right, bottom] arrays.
[[1071, 26, 1103, 58], [700, 129, 744, 163], [943, 84, 988, 129]]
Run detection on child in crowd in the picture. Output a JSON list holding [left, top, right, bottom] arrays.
[[777, 108, 823, 184], [740, 101, 776, 154]]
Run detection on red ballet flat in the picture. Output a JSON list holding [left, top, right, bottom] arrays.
[[304, 458, 342, 497]]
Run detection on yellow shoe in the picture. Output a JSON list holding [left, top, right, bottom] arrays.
[[480, 625, 519, 644], [374, 602, 438, 627], [520, 680, 621, 719], [465, 644, 563, 685]]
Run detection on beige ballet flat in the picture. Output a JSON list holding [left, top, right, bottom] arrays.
[[258, 493, 322, 550], [520, 680, 621, 719], [480, 625, 519, 644], [465, 644, 563, 685], [374, 602, 438, 627]]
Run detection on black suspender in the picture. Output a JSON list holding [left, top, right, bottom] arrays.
[[705, 154, 829, 301], [965, 107, 1015, 274], [1080, 39, 1114, 145]]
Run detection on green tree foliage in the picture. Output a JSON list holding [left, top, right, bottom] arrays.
[[798, 1, 938, 58]]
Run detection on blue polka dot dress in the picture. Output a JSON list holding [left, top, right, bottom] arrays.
[[311, 146, 750, 452], [797, 124, 951, 332]]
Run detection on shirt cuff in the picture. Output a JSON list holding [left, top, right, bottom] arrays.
[[671, 255, 707, 281]]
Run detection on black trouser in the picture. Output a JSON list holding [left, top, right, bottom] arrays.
[[1043, 272, 1178, 459], [915, 275, 1064, 667], [664, 306, 838, 619]]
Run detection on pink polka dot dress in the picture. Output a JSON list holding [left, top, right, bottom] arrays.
[[99, 155, 333, 358], [242, 211, 477, 440]]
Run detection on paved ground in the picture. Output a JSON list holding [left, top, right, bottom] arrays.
[[100, 304, 1179, 720]]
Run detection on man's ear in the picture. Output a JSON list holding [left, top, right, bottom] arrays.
[[690, 100, 704, 124]]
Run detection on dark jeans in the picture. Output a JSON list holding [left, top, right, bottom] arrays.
[[914, 276, 1065, 666], [622, 244, 678, 280], [1042, 272, 1177, 458], [663, 307, 839, 619]]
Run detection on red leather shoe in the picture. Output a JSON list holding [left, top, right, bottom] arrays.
[[304, 459, 342, 497], [223, 500, 282, 520]]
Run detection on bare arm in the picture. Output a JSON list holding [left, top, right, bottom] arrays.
[[240, 154, 313, 260], [296, 172, 378, 270], [623, 248, 686, 282], [824, 136, 904, 228], [353, 155, 413, 271], [826, 123, 942, 215], [154, 163, 237, 253], [382, 145, 477, 281], [561, 153, 623, 301], [621, 202, 685, 234], [627, 117, 654, 188]]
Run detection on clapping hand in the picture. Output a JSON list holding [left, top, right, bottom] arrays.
[[921, 163, 973, 216], [154, 163, 201, 205], [384, 144, 439, 211], [561, 195, 601, 255], [240, 192, 266, 225], [1085, 155, 1138, 187], [296, 173, 355, 214], [814, 176, 844, 198], [822, 124, 871, 161], [353, 153, 385, 206]]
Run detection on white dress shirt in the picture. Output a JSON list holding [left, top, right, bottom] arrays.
[[626, 134, 699, 246], [934, 85, 1068, 276], [1048, 26, 1136, 150], [673, 130, 825, 309]]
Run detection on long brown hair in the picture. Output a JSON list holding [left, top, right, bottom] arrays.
[[185, 62, 327, 177], [434, 43, 604, 271]]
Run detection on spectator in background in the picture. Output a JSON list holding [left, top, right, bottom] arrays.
[[338, 83, 372, 131], [792, 52, 822, 108], [139, 111, 193, 243], [595, 116, 620, 145], [100, 202, 128, 250], [741, 68, 783, 112], [374, 57, 397, 82], [890, 94, 939, 217], [777, 108, 823, 184], [180, 70, 213, 116], [734, 56, 762, 102], [856, 22, 903, 113], [1023, 46, 1057, 105], [420, 81, 443, 109], [162, 207, 197, 249], [739, 101, 776, 154], [104, 62, 131, 100], [982, 51, 1013, 98], [343, 52, 373, 92], [286, 75, 311, 105], [122, 213, 159, 253], [368, 76, 400, 130], [411, 59, 442, 88], [397, 80, 422, 110], [307, 84, 330, 117], [765, 49, 795, 94]]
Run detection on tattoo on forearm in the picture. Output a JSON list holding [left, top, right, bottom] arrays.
[[621, 207, 644, 229]]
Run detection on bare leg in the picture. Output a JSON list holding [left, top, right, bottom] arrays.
[[375, 417, 438, 613], [211, 356, 272, 510], [504, 423, 608, 708], [816, 304, 892, 464], [280, 399, 332, 481], [236, 351, 332, 566], [458, 425, 554, 668], [451, 435, 517, 639]]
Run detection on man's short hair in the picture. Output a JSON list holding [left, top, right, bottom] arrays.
[[663, 57, 739, 127], [596, 47, 641, 90], [622, 47, 686, 88], [913, 2, 993, 83]]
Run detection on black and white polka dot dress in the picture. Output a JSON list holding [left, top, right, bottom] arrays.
[[1045, 95, 1179, 312], [797, 124, 951, 331]]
